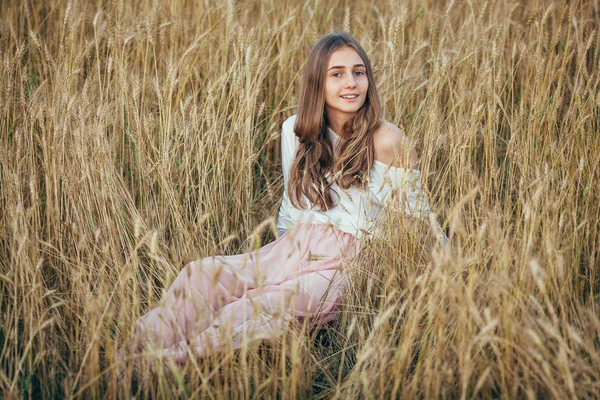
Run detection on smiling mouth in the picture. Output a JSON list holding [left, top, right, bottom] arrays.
[[340, 94, 359, 99]]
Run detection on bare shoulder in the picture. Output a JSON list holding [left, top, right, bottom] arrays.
[[373, 121, 419, 169]]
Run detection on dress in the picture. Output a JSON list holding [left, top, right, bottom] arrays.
[[277, 115, 434, 239], [131, 115, 437, 362]]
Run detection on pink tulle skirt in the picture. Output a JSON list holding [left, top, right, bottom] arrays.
[[132, 222, 360, 362]]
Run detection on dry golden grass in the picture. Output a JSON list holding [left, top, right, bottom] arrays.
[[1, 0, 599, 398]]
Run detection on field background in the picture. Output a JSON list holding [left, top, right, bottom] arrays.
[[1, 0, 599, 398]]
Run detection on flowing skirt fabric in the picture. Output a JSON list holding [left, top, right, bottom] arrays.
[[132, 222, 360, 362]]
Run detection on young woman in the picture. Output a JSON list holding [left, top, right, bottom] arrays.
[[124, 32, 441, 364]]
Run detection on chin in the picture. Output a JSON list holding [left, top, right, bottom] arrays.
[[338, 103, 365, 114]]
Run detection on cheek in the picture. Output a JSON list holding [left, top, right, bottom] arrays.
[[325, 80, 338, 100], [360, 77, 369, 92]]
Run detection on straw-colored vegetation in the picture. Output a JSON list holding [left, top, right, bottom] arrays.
[[1, 0, 599, 398]]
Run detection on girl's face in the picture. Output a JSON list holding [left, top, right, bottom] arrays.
[[324, 46, 369, 120]]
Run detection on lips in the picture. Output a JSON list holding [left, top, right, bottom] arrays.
[[340, 93, 360, 103]]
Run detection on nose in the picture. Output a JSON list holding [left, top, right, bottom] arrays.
[[344, 75, 358, 88]]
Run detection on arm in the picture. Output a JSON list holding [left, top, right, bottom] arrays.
[[276, 116, 298, 236], [372, 123, 449, 246]]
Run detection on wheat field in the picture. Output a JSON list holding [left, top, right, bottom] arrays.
[[1, 0, 599, 398]]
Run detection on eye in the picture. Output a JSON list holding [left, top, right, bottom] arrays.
[[332, 72, 342, 77], [354, 71, 364, 76]]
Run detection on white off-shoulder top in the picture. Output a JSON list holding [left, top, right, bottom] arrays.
[[277, 115, 444, 241]]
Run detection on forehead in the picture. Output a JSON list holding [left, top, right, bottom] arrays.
[[327, 46, 365, 68]]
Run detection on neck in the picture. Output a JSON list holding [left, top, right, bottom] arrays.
[[325, 108, 355, 139]]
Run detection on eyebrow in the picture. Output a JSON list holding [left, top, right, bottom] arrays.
[[327, 64, 366, 71]]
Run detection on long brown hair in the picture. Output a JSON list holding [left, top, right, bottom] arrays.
[[289, 32, 382, 211]]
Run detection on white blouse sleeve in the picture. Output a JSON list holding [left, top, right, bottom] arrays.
[[369, 162, 449, 245], [276, 116, 299, 236]]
